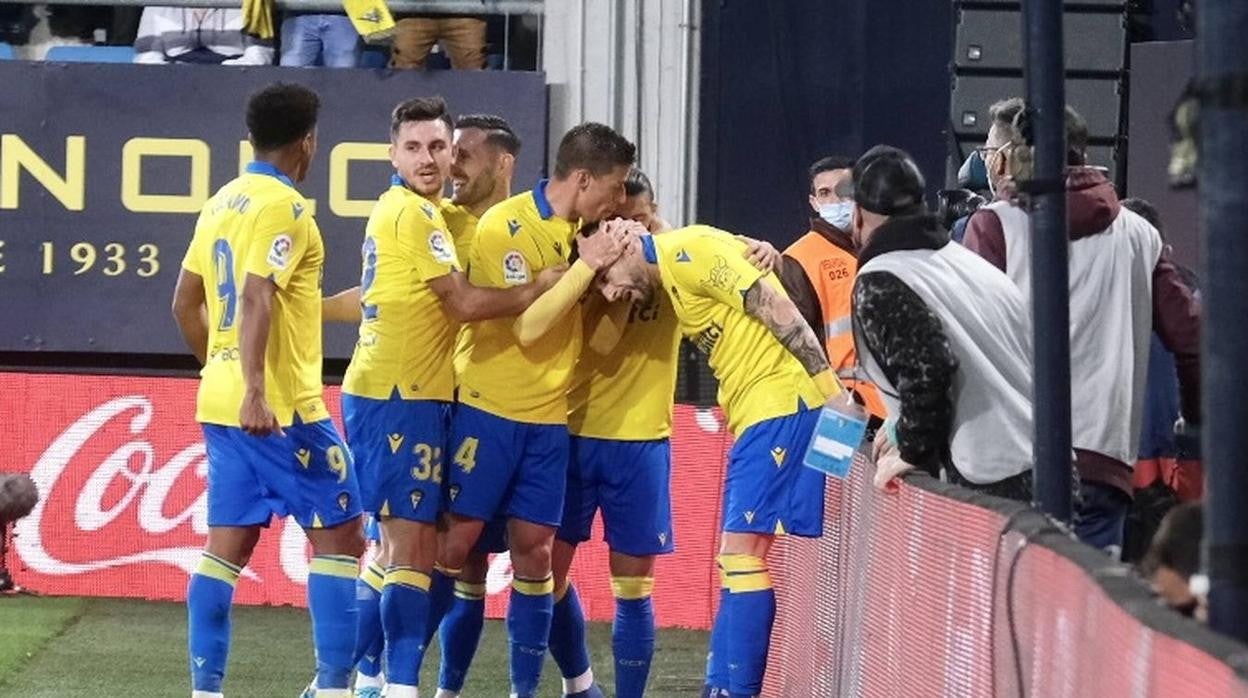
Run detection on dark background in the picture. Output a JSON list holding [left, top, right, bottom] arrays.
[[0, 62, 548, 362]]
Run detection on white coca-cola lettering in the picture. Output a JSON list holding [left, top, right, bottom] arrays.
[[15, 396, 256, 580]]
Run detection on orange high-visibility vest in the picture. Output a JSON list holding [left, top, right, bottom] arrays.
[[785, 231, 888, 420]]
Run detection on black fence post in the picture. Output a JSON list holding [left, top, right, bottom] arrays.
[[1022, 0, 1073, 522], [1199, 0, 1248, 645]]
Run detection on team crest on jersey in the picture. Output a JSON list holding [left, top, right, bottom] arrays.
[[337, 492, 351, 512], [428, 230, 455, 264], [702, 255, 741, 293], [502, 250, 529, 284], [268, 234, 294, 270], [507, 219, 522, 237], [421, 202, 436, 220], [410, 490, 424, 510]]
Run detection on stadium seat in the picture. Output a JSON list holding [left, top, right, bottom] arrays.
[[0, 42, 15, 60], [44, 45, 135, 63]]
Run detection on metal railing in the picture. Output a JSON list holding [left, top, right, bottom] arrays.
[[0, 0, 542, 14]]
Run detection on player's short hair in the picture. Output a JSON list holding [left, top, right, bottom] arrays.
[[246, 83, 320, 151], [553, 123, 636, 179], [989, 97, 1088, 166], [391, 96, 454, 138], [455, 113, 522, 155], [624, 168, 654, 198], [808, 155, 856, 193]]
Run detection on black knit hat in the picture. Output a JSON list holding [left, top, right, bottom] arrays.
[[838, 145, 927, 216]]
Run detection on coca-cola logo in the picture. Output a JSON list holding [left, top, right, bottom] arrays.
[[14, 395, 291, 581]]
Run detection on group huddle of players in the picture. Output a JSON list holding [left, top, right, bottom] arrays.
[[171, 82, 845, 698]]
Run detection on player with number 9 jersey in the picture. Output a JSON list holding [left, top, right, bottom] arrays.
[[181, 159, 360, 532]]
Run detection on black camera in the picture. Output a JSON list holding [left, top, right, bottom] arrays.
[[936, 189, 988, 231]]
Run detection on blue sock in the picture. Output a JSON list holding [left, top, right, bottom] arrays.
[[508, 575, 554, 698], [549, 584, 592, 683], [354, 562, 386, 678], [380, 566, 433, 694], [424, 564, 459, 646], [307, 554, 361, 691], [720, 554, 775, 698], [438, 580, 487, 692], [612, 577, 656, 698], [187, 553, 240, 693], [704, 584, 730, 693]]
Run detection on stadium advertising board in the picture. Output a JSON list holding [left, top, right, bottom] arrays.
[[0, 61, 547, 359], [0, 372, 727, 629]]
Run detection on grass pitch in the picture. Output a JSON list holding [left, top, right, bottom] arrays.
[[0, 596, 708, 696]]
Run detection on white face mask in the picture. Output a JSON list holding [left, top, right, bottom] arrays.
[[818, 201, 855, 231]]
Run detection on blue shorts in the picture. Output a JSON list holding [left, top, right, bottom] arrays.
[[723, 408, 824, 537], [474, 517, 510, 554], [447, 403, 569, 528], [342, 394, 450, 524], [364, 514, 381, 542], [558, 436, 674, 556], [202, 418, 363, 530]]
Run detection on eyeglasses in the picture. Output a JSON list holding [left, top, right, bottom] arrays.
[[974, 143, 1014, 161]]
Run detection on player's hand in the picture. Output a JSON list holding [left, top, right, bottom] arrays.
[[577, 220, 627, 271], [740, 237, 781, 273], [535, 263, 568, 293], [873, 449, 913, 492], [240, 390, 285, 438]]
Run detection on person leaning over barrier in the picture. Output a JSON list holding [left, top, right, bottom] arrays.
[[846, 145, 1035, 502]]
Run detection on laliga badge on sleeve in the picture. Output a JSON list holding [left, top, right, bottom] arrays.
[[803, 397, 868, 479]]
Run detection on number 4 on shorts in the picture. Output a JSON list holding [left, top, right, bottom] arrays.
[[454, 437, 479, 474]]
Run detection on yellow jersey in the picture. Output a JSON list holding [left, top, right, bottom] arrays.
[[342, 176, 461, 401], [567, 293, 680, 440], [651, 225, 824, 435], [440, 199, 480, 381], [181, 161, 329, 427], [439, 200, 480, 265], [459, 181, 581, 424]]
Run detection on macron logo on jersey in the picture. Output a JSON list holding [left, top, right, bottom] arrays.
[[421, 202, 436, 220], [507, 219, 522, 237], [676, 249, 691, 263], [291, 202, 304, 220]]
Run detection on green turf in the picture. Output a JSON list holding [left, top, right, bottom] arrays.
[[0, 596, 708, 696]]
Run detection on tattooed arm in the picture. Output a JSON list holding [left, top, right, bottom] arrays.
[[743, 278, 843, 398]]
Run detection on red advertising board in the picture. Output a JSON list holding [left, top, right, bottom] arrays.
[[0, 372, 731, 630]]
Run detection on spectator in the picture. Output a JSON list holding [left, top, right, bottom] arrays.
[[1141, 502, 1204, 619], [390, 14, 485, 70], [134, 7, 273, 65], [848, 145, 1035, 502], [279, 12, 360, 67], [779, 155, 887, 429], [963, 99, 1201, 556]]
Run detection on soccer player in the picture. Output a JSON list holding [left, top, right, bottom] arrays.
[[339, 97, 561, 698], [171, 82, 365, 698], [548, 171, 781, 698], [433, 123, 635, 698], [594, 224, 844, 698]]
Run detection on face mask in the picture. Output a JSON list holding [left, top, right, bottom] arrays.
[[819, 201, 855, 231]]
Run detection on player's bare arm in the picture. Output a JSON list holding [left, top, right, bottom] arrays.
[[238, 272, 283, 437], [322, 285, 362, 323], [429, 265, 566, 323], [743, 278, 831, 378], [171, 269, 209, 366]]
